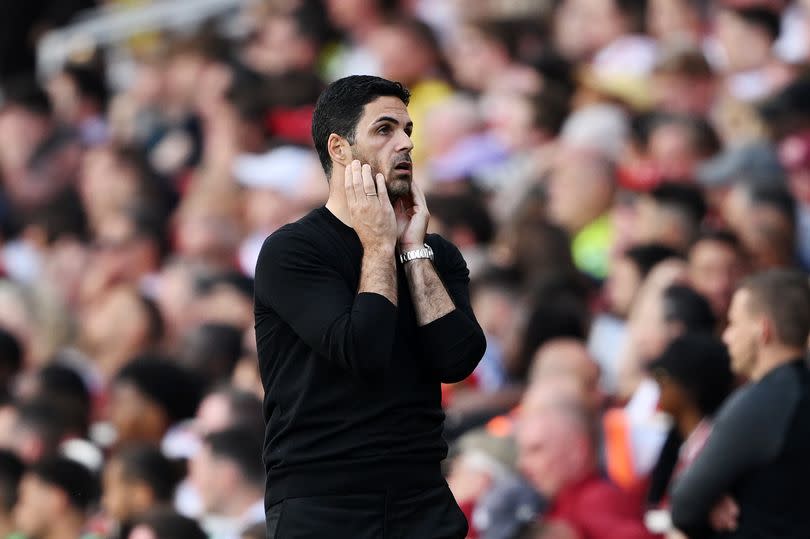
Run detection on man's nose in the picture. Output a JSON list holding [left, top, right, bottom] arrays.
[[396, 130, 414, 153]]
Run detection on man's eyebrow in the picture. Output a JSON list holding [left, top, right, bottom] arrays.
[[372, 116, 414, 129]]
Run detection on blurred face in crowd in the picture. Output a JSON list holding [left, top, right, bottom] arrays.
[[189, 444, 230, 514], [14, 475, 62, 537], [652, 369, 690, 417], [102, 458, 153, 524], [652, 71, 716, 116], [371, 25, 435, 86], [553, 0, 628, 60], [530, 339, 603, 411], [517, 409, 591, 497], [647, 0, 701, 44], [92, 211, 160, 283], [647, 122, 701, 181], [715, 9, 773, 72], [447, 25, 510, 92], [606, 256, 642, 318], [242, 14, 318, 76], [109, 382, 168, 447], [79, 147, 141, 228], [547, 146, 615, 234], [80, 286, 152, 376], [689, 239, 743, 319], [0, 105, 51, 173], [723, 288, 760, 377], [344, 96, 414, 200]]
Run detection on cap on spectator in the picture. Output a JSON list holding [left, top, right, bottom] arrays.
[[233, 146, 320, 197], [114, 356, 203, 423], [696, 141, 785, 187], [647, 333, 734, 415], [559, 104, 629, 162]]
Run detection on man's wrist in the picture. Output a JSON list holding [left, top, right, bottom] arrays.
[[399, 242, 425, 252]]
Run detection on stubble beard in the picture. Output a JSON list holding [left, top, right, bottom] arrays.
[[350, 148, 412, 201]]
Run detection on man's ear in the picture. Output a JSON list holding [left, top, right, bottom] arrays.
[[327, 134, 349, 168]]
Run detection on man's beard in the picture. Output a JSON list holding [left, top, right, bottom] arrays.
[[351, 149, 411, 200]]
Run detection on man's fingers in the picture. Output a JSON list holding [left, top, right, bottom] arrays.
[[351, 160, 364, 199], [410, 177, 427, 207], [361, 163, 376, 197], [375, 173, 391, 206], [344, 160, 355, 203]]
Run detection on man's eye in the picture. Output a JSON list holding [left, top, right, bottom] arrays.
[[378, 126, 390, 135]]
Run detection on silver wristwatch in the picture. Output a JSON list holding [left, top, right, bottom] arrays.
[[399, 243, 434, 264]]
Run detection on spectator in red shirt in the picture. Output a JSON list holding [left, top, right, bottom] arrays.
[[517, 397, 656, 539]]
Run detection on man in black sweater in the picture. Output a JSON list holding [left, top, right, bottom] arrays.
[[671, 269, 810, 538], [254, 75, 486, 538]]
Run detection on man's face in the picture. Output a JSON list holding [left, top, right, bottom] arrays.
[[102, 459, 134, 523], [189, 445, 227, 514], [547, 146, 614, 233], [689, 240, 742, 318], [14, 475, 56, 537], [723, 289, 759, 377], [606, 257, 642, 318], [517, 412, 582, 498], [348, 96, 414, 200]]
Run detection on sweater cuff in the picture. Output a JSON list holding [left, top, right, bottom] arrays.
[[354, 291, 397, 317], [418, 308, 473, 345]]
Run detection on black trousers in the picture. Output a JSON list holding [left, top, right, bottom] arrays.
[[265, 483, 468, 539]]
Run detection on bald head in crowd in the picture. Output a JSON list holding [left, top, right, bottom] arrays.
[[529, 338, 602, 411]]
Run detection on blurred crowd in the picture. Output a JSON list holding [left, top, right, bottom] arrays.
[[0, 0, 808, 538]]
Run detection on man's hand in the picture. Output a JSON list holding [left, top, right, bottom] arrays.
[[709, 496, 739, 532], [395, 179, 430, 251], [345, 160, 397, 255]]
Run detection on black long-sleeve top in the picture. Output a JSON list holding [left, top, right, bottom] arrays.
[[671, 359, 810, 539], [254, 206, 486, 509]]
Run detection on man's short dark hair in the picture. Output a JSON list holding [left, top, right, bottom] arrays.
[[742, 269, 810, 348], [728, 6, 781, 41], [747, 182, 797, 225], [205, 386, 264, 433], [114, 355, 204, 423], [133, 509, 207, 539], [691, 228, 742, 254], [17, 398, 74, 454], [662, 285, 716, 333], [311, 75, 410, 176], [624, 244, 682, 280], [205, 426, 264, 488], [649, 182, 707, 244], [29, 457, 98, 512], [180, 324, 243, 389], [112, 445, 184, 503]]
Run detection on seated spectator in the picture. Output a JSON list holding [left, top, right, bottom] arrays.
[[644, 334, 735, 534], [8, 397, 80, 463], [671, 270, 810, 538], [127, 508, 207, 539], [529, 338, 603, 412], [13, 456, 100, 539], [189, 427, 264, 539], [194, 386, 263, 437], [591, 243, 681, 395], [109, 356, 203, 449], [179, 323, 244, 391], [516, 399, 655, 539], [102, 445, 184, 539], [78, 285, 165, 379], [634, 182, 708, 253], [687, 229, 747, 325]]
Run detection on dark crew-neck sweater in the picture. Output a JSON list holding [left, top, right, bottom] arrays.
[[254, 206, 486, 509]]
